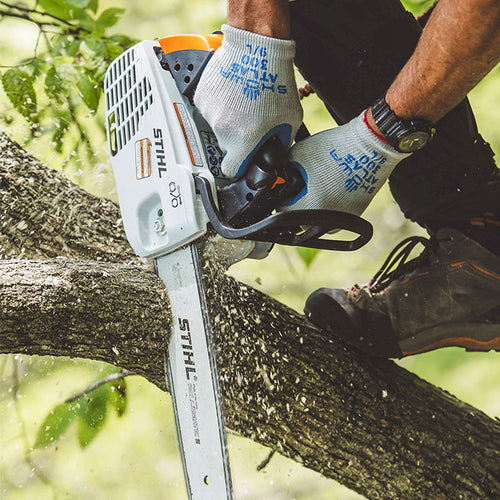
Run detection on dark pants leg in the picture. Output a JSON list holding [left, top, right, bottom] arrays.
[[289, 0, 499, 252]]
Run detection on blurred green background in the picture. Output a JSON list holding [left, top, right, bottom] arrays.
[[1, 0, 498, 498]]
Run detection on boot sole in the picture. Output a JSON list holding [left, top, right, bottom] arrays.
[[399, 324, 500, 356]]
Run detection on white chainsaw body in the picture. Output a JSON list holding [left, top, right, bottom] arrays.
[[104, 40, 220, 259]]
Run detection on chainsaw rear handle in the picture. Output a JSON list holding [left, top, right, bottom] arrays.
[[195, 175, 373, 251], [199, 128, 373, 251], [216, 135, 306, 227]]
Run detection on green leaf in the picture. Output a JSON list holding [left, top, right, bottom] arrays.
[[77, 72, 100, 111], [65, 0, 91, 7], [77, 12, 97, 32], [34, 401, 79, 449], [77, 417, 103, 448], [38, 0, 80, 21], [96, 8, 125, 28], [296, 247, 320, 268], [79, 38, 101, 56], [1, 69, 37, 120], [109, 379, 127, 417], [52, 113, 72, 153], [88, 0, 99, 13], [78, 384, 109, 430], [51, 37, 81, 58], [76, 384, 109, 448], [109, 33, 136, 52], [52, 62, 79, 85], [45, 66, 64, 102], [105, 42, 126, 61]]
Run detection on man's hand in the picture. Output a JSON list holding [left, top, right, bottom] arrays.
[[194, 24, 303, 178], [285, 111, 410, 216]]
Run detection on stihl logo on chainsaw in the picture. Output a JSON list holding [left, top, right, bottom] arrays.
[[179, 318, 196, 380], [153, 128, 167, 177]]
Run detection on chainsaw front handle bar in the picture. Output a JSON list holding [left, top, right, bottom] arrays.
[[195, 175, 373, 251]]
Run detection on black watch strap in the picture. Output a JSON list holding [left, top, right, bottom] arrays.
[[371, 96, 434, 153]]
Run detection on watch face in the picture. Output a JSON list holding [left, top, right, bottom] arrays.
[[398, 131, 430, 153]]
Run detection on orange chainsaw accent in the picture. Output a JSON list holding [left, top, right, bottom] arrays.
[[173, 103, 196, 166], [271, 173, 286, 190], [158, 34, 223, 54]]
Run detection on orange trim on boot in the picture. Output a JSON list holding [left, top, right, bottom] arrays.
[[450, 261, 500, 280], [402, 336, 500, 356]]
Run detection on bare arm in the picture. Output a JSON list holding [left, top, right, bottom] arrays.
[[227, 0, 291, 39], [367, 0, 500, 134]]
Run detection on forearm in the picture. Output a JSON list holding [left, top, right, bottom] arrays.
[[384, 0, 500, 124], [227, 0, 291, 39]]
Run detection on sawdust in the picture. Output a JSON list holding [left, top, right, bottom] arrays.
[[0, 131, 135, 262]]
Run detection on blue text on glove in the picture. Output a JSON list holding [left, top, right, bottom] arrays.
[[330, 149, 387, 195], [219, 43, 288, 100]]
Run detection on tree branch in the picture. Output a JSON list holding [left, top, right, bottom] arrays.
[[0, 9, 64, 28], [0, 131, 499, 499], [0, 259, 168, 384]]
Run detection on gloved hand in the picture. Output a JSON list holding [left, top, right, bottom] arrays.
[[284, 110, 411, 216], [194, 24, 303, 178]]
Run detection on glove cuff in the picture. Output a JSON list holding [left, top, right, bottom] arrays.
[[222, 24, 296, 61], [286, 110, 411, 214]]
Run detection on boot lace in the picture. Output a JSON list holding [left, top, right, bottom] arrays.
[[369, 235, 434, 293]]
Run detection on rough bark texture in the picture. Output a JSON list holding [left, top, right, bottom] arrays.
[[1, 131, 499, 499], [0, 259, 169, 377]]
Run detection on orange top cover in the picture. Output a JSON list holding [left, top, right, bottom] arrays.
[[158, 34, 223, 54]]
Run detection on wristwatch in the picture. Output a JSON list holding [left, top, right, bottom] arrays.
[[371, 96, 435, 153]]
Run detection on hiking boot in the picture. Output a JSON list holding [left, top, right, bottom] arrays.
[[304, 228, 500, 358]]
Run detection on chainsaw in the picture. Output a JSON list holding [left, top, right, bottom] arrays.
[[104, 33, 372, 500]]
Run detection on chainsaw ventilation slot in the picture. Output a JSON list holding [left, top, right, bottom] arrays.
[[105, 49, 154, 155]]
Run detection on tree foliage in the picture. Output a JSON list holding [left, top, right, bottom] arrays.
[[0, 0, 134, 161]]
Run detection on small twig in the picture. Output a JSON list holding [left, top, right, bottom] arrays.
[[33, 26, 43, 57], [65, 369, 133, 403], [256, 450, 275, 471], [0, 0, 75, 26], [0, 9, 62, 27], [41, 27, 53, 50]]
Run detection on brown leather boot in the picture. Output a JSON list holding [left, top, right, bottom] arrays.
[[304, 228, 500, 358]]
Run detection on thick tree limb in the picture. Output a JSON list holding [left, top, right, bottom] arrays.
[[1, 131, 499, 499], [0, 259, 169, 378]]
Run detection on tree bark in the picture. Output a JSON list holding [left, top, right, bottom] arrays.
[[0, 259, 169, 378], [0, 131, 499, 499]]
